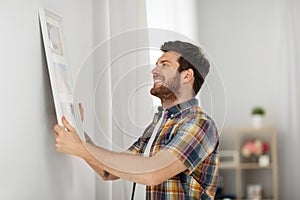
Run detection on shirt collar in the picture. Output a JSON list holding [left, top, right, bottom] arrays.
[[165, 98, 199, 118]]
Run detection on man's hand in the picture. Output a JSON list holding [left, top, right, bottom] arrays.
[[54, 116, 89, 158]]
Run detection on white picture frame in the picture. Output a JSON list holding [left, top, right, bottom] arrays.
[[39, 8, 85, 141]]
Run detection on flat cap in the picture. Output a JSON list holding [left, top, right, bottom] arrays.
[[161, 41, 210, 79]]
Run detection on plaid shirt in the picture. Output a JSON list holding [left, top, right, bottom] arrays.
[[128, 98, 219, 200]]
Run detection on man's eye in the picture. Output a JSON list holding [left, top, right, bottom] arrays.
[[157, 63, 168, 68]]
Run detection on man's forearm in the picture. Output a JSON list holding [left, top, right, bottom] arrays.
[[83, 147, 119, 181], [83, 133, 119, 180], [82, 143, 153, 184], [85, 159, 119, 181], [81, 142, 186, 186]]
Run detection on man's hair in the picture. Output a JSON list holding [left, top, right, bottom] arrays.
[[160, 41, 210, 95]]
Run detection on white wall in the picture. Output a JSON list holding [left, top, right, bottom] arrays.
[[197, 0, 299, 199], [0, 1, 95, 199], [197, 0, 282, 128]]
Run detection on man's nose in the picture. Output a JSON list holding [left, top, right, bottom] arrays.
[[151, 65, 159, 75], [152, 63, 163, 74]]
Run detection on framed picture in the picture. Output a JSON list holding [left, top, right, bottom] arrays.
[[39, 8, 85, 141]]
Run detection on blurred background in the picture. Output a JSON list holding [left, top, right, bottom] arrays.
[[0, 0, 299, 199]]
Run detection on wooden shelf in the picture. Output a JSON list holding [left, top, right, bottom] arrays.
[[219, 127, 278, 200]]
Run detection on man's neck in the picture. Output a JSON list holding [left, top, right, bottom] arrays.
[[161, 95, 194, 110], [161, 99, 179, 110]]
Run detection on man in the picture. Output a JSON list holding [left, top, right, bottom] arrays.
[[54, 41, 219, 199]]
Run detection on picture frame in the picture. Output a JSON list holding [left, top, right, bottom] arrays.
[[39, 8, 85, 141]]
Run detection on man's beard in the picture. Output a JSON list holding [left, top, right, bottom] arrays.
[[150, 74, 180, 103]]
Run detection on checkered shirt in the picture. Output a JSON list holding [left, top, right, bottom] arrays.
[[128, 98, 219, 200]]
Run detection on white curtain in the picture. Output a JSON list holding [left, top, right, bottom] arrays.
[[278, 0, 300, 198], [90, 0, 153, 199]]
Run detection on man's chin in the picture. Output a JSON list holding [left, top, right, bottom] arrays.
[[150, 86, 162, 97], [150, 87, 178, 103], [150, 85, 168, 98], [150, 87, 158, 96]]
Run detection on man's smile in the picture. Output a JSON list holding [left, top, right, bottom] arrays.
[[153, 75, 164, 85]]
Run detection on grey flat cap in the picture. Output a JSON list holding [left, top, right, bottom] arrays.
[[160, 41, 210, 79]]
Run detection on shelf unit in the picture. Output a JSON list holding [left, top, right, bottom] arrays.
[[218, 127, 278, 200]]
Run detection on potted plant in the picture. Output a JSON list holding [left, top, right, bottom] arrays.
[[251, 106, 265, 128]]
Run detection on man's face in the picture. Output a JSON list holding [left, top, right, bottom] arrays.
[[150, 51, 182, 101]]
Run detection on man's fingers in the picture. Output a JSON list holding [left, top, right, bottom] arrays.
[[62, 116, 75, 132], [79, 102, 84, 121], [54, 124, 64, 135], [53, 125, 61, 151]]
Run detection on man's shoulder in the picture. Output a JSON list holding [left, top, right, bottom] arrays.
[[187, 106, 215, 123], [181, 106, 218, 135]]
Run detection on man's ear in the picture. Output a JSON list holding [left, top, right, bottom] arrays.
[[181, 68, 194, 83]]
